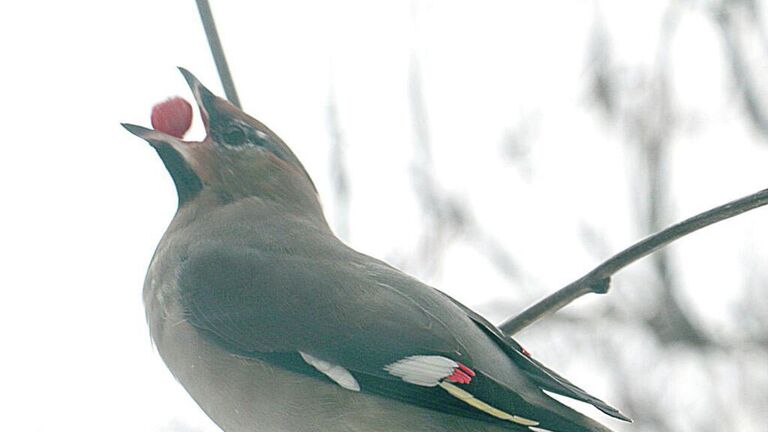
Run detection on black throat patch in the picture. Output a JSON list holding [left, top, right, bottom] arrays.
[[154, 143, 203, 207]]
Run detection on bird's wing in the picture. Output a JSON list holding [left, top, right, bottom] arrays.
[[437, 293, 631, 422], [177, 244, 617, 431], [179, 245, 465, 369]]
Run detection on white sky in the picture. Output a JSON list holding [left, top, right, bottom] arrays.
[[2, 1, 768, 431]]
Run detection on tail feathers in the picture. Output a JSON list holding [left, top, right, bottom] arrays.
[[474, 371, 616, 432], [435, 293, 631, 425], [528, 390, 617, 432], [521, 356, 631, 422], [457, 311, 631, 423]]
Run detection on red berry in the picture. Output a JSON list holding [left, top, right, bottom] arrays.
[[151, 97, 193, 138]]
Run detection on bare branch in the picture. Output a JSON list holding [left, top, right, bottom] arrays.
[[194, 0, 241, 108], [499, 187, 768, 335], [326, 83, 351, 240]]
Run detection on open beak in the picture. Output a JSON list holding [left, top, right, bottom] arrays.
[[121, 122, 182, 145], [178, 67, 219, 129], [122, 67, 220, 147], [122, 67, 220, 158], [121, 121, 197, 163], [121, 69, 217, 206]]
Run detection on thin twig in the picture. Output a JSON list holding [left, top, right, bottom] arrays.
[[194, 0, 241, 108], [499, 188, 768, 335], [326, 82, 350, 240], [716, 5, 768, 137]]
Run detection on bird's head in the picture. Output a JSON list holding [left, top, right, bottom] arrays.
[[123, 68, 321, 218]]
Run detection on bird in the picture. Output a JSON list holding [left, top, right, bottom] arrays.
[[122, 68, 631, 432]]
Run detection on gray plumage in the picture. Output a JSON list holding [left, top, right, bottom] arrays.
[[123, 68, 630, 432]]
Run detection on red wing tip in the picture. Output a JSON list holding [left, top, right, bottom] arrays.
[[457, 362, 476, 377], [446, 363, 476, 384]]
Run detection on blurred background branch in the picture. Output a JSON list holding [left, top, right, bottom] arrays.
[[499, 187, 768, 335]]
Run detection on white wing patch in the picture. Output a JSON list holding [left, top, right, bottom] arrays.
[[384, 355, 458, 386], [385, 355, 540, 427], [299, 352, 360, 391]]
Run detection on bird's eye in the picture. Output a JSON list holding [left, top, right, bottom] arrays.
[[223, 126, 246, 146]]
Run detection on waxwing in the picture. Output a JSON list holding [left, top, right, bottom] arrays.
[[123, 68, 630, 432]]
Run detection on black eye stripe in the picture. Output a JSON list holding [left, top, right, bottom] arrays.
[[223, 126, 246, 146], [217, 124, 290, 164]]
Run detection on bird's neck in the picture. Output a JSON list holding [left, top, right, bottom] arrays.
[[171, 187, 331, 236]]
